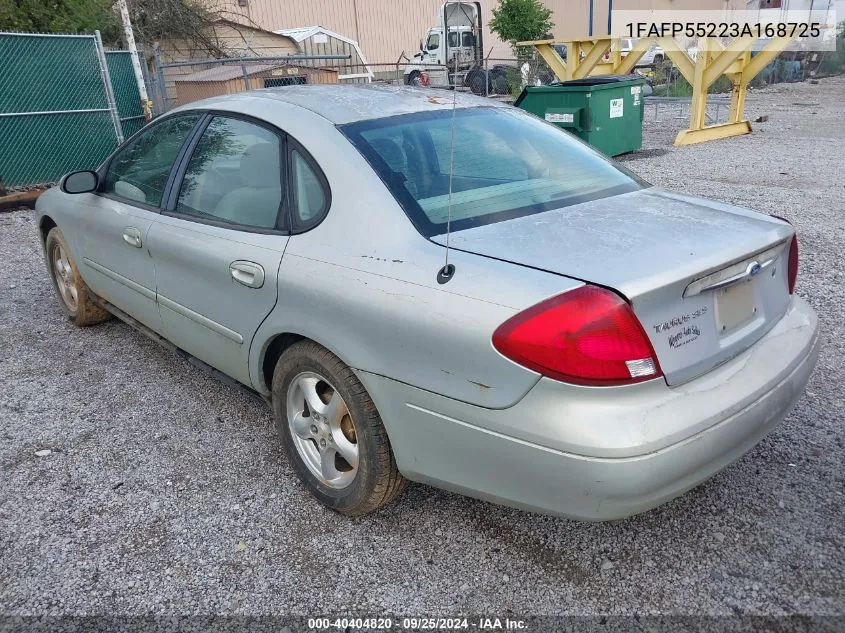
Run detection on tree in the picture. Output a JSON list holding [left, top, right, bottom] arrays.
[[489, 0, 554, 59], [125, 0, 251, 57], [0, 0, 119, 40], [0, 0, 255, 55]]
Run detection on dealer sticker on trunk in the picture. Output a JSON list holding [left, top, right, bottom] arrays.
[[609, 99, 624, 118]]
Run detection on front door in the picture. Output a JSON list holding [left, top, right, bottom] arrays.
[[424, 30, 442, 64], [147, 115, 290, 386], [74, 113, 201, 331]]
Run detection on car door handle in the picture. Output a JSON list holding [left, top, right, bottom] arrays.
[[122, 227, 142, 248], [230, 261, 265, 289]]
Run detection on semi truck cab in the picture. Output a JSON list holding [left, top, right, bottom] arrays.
[[404, 2, 483, 89]]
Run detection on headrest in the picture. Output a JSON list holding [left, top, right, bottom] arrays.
[[240, 143, 280, 188], [369, 137, 406, 173]]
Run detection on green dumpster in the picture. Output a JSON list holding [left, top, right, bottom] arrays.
[[514, 75, 645, 156]]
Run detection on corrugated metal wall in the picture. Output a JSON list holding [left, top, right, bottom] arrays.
[[158, 23, 299, 62], [219, 0, 743, 65]]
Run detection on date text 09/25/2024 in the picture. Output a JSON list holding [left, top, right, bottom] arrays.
[[308, 617, 527, 630]]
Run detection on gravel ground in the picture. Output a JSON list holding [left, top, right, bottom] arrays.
[[1, 77, 843, 618]]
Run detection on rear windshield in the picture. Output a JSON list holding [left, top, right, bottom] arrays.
[[340, 106, 644, 237]]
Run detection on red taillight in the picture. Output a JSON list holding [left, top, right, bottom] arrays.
[[770, 215, 799, 295], [786, 233, 798, 294], [492, 286, 663, 386]]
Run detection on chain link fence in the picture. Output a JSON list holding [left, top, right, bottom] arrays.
[[150, 44, 828, 106], [0, 31, 144, 189], [4, 32, 838, 190], [153, 53, 352, 112], [149, 49, 554, 113], [106, 50, 147, 138]]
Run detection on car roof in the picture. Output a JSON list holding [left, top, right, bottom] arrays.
[[180, 84, 508, 125]]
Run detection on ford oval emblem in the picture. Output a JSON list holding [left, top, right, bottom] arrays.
[[748, 261, 762, 276]]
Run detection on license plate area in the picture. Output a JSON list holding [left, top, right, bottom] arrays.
[[715, 281, 757, 333]]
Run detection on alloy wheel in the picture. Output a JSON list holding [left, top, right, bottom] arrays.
[[286, 371, 359, 489], [51, 243, 78, 312]]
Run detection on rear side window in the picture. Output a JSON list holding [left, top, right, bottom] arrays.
[[341, 107, 644, 237], [175, 116, 283, 229], [104, 114, 199, 206], [290, 149, 327, 231]]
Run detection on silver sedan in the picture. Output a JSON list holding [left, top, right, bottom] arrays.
[[36, 85, 820, 520]]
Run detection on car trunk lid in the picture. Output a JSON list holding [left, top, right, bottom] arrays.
[[431, 187, 794, 385]]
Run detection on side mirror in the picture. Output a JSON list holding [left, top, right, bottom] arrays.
[[61, 170, 98, 194], [420, 40, 425, 52]]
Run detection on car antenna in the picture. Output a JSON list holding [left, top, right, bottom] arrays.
[[436, 53, 459, 285]]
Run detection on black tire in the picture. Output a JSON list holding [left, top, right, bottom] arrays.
[[538, 68, 554, 85], [271, 340, 407, 516], [406, 70, 421, 86], [490, 69, 509, 95], [466, 70, 488, 95], [44, 227, 111, 327]]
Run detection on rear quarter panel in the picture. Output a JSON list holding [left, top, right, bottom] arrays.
[[264, 244, 575, 408]]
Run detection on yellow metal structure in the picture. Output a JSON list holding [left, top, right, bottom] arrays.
[[518, 36, 797, 146]]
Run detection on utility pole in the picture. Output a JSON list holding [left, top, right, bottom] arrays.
[[115, 0, 153, 121]]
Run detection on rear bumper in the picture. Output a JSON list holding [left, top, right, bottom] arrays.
[[358, 296, 820, 520]]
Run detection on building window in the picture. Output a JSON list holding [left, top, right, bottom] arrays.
[[264, 76, 308, 88]]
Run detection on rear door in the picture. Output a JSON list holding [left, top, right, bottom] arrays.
[[146, 114, 290, 386]]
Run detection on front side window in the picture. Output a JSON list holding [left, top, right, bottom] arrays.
[[426, 33, 440, 51], [341, 107, 644, 237], [176, 116, 283, 229], [104, 114, 200, 206]]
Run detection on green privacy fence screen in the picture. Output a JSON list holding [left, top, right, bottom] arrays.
[[106, 50, 146, 138], [0, 32, 145, 188]]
